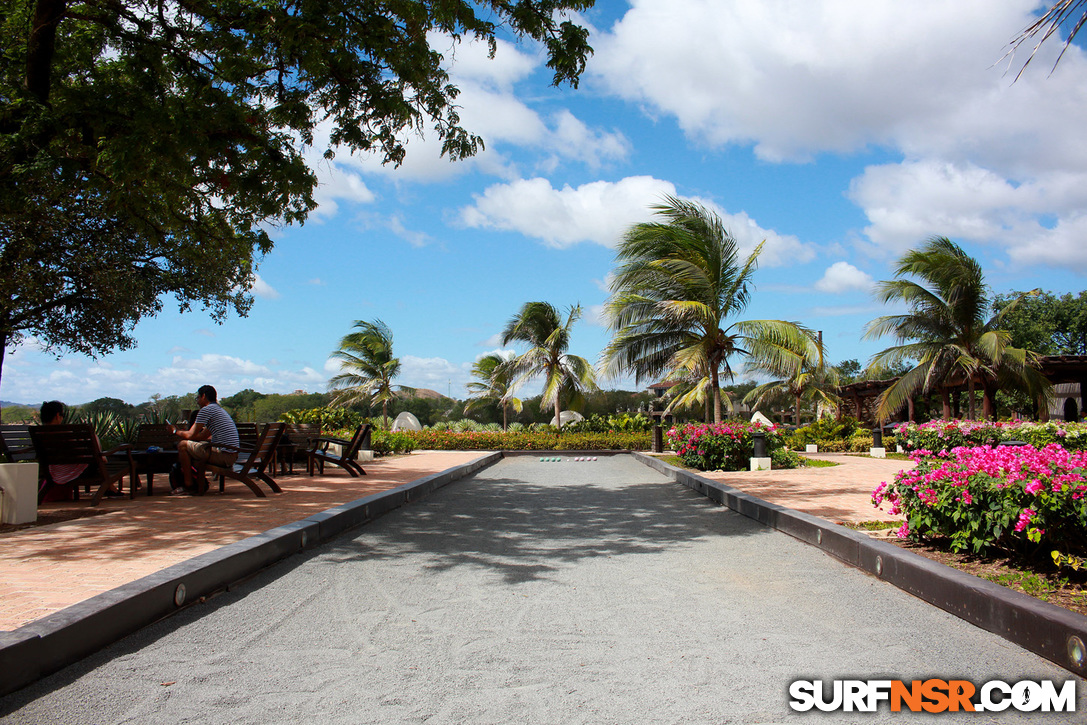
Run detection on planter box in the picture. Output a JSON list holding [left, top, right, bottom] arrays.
[[0, 463, 38, 524]]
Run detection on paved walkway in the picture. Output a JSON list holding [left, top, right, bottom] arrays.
[[0, 451, 907, 633], [696, 452, 911, 525], [0, 451, 481, 631], [1, 455, 1068, 724]]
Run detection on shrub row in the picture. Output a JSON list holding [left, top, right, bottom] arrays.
[[395, 429, 652, 451], [894, 420, 1087, 453], [874, 444, 1087, 559]]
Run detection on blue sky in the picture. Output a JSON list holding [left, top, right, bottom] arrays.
[[6, 0, 1087, 405]]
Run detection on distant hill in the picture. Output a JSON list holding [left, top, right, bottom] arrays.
[[1, 401, 34, 409], [396, 387, 447, 400]]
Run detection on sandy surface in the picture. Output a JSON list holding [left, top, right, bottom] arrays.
[[0, 455, 1080, 723]]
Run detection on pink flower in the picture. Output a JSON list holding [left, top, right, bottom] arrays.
[[1014, 508, 1037, 533]]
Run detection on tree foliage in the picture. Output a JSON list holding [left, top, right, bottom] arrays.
[[464, 352, 522, 431], [602, 196, 814, 424], [0, 0, 594, 396], [864, 237, 1049, 421], [501, 301, 598, 432], [327, 319, 402, 428], [993, 290, 1087, 356]]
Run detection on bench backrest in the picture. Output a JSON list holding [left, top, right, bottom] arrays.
[[238, 423, 286, 474], [235, 422, 259, 452], [343, 424, 373, 459], [0, 425, 36, 462], [29, 424, 108, 478], [285, 423, 321, 450], [134, 423, 177, 450]]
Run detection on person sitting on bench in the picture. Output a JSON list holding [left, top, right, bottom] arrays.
[[169, 385, 240, 495]]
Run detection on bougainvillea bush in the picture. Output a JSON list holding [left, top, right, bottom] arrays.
[[894, 420, 1087, 454], [666, 420, 796, 472], [873, 444, 1087, 558]]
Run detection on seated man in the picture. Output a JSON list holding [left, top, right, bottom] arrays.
[[169, 385, 240, 495]]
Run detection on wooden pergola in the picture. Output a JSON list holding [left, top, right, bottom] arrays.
[[837, 355, 1087, 425]]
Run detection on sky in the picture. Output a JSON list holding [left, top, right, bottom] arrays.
[[6, 0, 1087, 406]]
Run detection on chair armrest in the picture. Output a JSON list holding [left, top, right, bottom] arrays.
[[308, 436, 349, 452], [104, 443, 133, 457]]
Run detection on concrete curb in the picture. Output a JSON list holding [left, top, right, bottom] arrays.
[[633, 452, 1087, 677], [0, 452, 500, 696]]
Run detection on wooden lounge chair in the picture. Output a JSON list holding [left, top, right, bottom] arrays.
[[130, 423, 180, 495], [134, 423, 178, 451], [307, 423, 371, 477], [29, 424, 137, 506], [0, 425, 36, 463], [235, 422, 259, 452], [282, 423, 321, 474], [206, 422, 286, 497]]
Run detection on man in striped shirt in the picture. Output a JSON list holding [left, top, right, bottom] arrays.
[[170, 385, 240, 495]]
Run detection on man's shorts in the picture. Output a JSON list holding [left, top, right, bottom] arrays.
[[187, 440, 238, 468]]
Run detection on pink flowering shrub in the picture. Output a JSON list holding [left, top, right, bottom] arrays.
[[666, 420, 792, 471], [873, 444, 1087, 556], [894, 420, 1087, 454]]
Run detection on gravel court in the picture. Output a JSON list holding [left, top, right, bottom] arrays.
[[0, 455, 1082, 724]]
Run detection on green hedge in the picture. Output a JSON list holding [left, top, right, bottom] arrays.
[[397, 429, 652, 451]]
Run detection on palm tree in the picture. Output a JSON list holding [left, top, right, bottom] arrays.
[[1010, 1, 1087, 79], [601, 195, 814, 424], [327, 319, 402, 428], [463, 352, 523, 430], [501, 302, 598, 432], [743, 345, 840, 427], [864, 236, 1048, 422]]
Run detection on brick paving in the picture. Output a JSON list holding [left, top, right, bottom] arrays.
[[0, 450, 481, 632], [696, 452, 912, 525], [0, 450, 908, 633]]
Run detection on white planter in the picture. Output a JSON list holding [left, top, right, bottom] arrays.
[[870, 447, 887, 459], [805, 444, 818, 453], [0, 463, 38, 524], [750, 457, 772, 471]]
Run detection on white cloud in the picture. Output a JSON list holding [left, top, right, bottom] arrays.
[[387, 215, 431, 248], [437, 34, 538, 90], [0, 347, 325, 405], [459, 176, 676, 247], [250, 274, 281, 300], [592, 1, 1071, 164], [459, 176, 815, 265], [814, 261, 875, 293], [848, 159, 1087, 268], [398, 355, 473, 396], [592, 1, 1087, 270]]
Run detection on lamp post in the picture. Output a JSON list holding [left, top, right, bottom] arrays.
[[650, 384, 666, 453]]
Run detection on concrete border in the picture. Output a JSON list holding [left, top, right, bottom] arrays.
[[0, 452, 500, 696], [634, 451, 1087, 677]]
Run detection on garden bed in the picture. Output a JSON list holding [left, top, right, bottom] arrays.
[[888, 537, 1087, 618]]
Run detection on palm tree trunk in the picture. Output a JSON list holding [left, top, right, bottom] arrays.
[[554, 389, 563, 432], [382, 400, 389, 429], [711, 366, 722, 424], [795, 394, 802, 427], [982, 381, 995, 420], [502, 403, 508, 432], [967, 379, 977, 420]]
